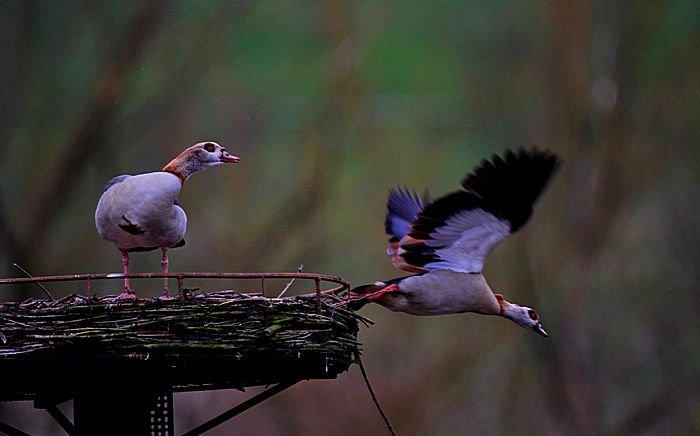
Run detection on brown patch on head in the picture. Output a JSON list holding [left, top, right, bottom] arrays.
[[162, 142, 220, 182], [193, 147, 209, 159]]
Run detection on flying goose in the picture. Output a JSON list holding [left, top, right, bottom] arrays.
[[348, 148, 560, 337], [95, 141, 239, 298]]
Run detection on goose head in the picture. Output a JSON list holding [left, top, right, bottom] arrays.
[[163, 141, 239, 181], [495, 294, 548, 337], [188, 141, 240, 166]]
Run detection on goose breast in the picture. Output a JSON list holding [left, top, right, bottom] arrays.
[[95, 172, 186, 251]]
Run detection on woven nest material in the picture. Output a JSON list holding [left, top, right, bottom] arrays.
[[0, 290, 369, 401]]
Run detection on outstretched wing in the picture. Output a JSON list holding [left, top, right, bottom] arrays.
[[400, 148, 561, 273], [384, 187, 431, 272], [385, 187, 430, 241]]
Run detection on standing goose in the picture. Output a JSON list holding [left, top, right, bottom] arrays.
[[95, 141, 239, 298], [348, 148, 560, 337]]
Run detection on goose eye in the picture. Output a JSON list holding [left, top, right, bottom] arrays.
[[203, 142, 216, 152], [528, 310, 538, 321]]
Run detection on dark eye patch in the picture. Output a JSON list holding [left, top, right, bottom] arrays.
[[204, 142, 216, 152], [528, 310, 538, 320]]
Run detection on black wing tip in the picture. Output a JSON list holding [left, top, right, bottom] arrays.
[[470, 147, 562, 186], [502, 146, 561, 160], [514, 146, 562, 175], [460, 146, 561, 231], [407, 190, 481, 240]]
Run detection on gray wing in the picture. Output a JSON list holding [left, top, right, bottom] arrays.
[[102, 175, 131, 193]]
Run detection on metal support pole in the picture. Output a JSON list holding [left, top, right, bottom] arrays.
[[182, 381, 299, 436], [315, 278, 321, 313], [0, 421, 30, 436], [44, 404, 75, 435]]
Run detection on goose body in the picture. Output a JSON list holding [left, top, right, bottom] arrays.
[[349, 148, 561, 337], [96, 172, 186, 251], [362, 271, 499, 316], [95, 141, 239, 297]]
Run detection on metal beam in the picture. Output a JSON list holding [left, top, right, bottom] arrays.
[[44, 404, 75, 435], [0, 421, 30, 436], [182, 381, 299, 436]]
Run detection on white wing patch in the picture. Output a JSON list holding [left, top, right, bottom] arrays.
[[423, 209, 511, 273]]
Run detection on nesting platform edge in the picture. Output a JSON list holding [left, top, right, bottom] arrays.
[[0, 289, 368, 402]]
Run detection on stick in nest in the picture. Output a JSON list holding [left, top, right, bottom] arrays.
[[13, 263, 54, 301], [277, 264, 304, 298]]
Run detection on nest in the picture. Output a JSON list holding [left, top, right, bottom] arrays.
[[0, 289, 369, 401]]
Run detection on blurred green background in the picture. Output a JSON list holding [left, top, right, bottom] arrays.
[[1, 1, 699, 434]]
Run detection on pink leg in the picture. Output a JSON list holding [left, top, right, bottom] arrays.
[[117, 250, 136, 299], [345, 283, 400, 309], [161, 248, 169, 297], [364, 283, 400, 303]]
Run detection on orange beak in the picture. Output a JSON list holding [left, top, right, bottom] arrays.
[[220, 149, 240, 163], [533, 323, 549, 337]]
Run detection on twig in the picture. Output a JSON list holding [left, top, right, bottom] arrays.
[[12, 263, 54, 301], [0, 290, 364, 359], [0, 317, 41, 330], [356, 352, 396, 436], [277, 264, 304, 298]]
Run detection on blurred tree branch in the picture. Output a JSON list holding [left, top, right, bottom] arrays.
[[230, 1, 388, 271], [18, 0, 167, 265], [0, 196, 26, 268], [535, 2, 675, 434]]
